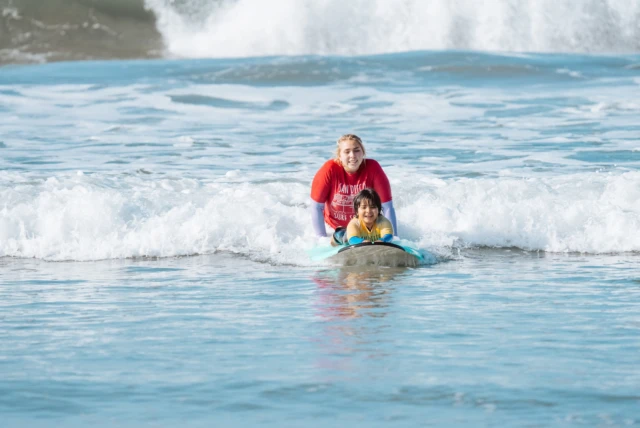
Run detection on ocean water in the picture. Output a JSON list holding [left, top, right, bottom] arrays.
[[2, 1, 640, 427]]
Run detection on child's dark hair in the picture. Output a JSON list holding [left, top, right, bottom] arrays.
[[353, 188, 382, 213]]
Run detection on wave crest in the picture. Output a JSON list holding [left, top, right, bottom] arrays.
[[148, 0, 640, 58]]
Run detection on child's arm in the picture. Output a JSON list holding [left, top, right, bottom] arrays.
[[346, 219, 366, 245], [376, 217, 394, 242], [348, 236, 366, 244]]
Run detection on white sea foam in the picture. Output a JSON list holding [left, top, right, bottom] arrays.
[[556, 68, 583, 78], [0, 48, 49, 64], [0, 172, 313, 263], [145, 0, 640, 58], [395, 170, 640, 254], [2, 170, 640, 262]]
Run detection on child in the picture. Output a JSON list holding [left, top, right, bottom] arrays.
[[344, 188, 394, 245]]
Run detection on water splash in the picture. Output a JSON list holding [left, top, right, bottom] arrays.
[[147, 0, 640, 58]]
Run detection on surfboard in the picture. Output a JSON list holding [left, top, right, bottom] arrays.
[[330, 242, 422, 267], [307, 241, 423, 267]]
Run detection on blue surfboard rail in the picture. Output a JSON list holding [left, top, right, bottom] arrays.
[[307, 241, 425, 263]]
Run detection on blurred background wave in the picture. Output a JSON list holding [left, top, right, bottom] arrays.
[[1, 0, 639, 64]]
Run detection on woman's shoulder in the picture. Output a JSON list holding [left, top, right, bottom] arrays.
[[318, 159, 342, 172], [364, 158, 383, 170]]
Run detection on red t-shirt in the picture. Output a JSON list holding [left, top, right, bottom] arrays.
[[310, 159, 392, 229]]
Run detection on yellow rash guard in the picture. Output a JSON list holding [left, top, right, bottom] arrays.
[[346, 214, 393, 244]]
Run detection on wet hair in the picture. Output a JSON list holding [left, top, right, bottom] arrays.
[[353, 188, 382, 213], [335, 134, 366, 162]]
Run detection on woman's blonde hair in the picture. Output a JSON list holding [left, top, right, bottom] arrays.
[[335, 134, 366, 163]]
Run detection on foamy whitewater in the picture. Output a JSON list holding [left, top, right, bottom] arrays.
[[2, 53, 640, 262], [148, 0, 640, 57], [2, 2, 640, 427], [2, 0, 639, 64]]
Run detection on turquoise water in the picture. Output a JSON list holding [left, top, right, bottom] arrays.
[[2, 252, 639, 426], [2, 50, 640, 426]]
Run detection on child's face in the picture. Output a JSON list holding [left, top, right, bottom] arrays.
[[357, 198, 379, 228]]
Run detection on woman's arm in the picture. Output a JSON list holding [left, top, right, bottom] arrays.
[[381, 201, 398, 236], [371, 160, 399, 236], [310, 161, 333, 237], [311, 201, 327, 237]]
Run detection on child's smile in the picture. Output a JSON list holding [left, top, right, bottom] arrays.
[[358, 201, 379, 229]]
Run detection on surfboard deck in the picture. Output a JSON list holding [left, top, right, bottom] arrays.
[[327, 242, 422, 267]]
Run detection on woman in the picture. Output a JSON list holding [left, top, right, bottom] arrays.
[[310, 134, 398, 243]]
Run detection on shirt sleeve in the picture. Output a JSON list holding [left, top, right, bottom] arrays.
[[310, 161, 333, 204], [381, 200, 398, 236], [377, 215, 394, 238], [370, 160, 392, 203], [348, 236, 365, 244], [346, 218, 361, 243], [311, 201, 327, 237]]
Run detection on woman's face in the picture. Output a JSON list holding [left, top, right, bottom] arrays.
[[338, 140, 364, 173], [357, 198, 379, 228]]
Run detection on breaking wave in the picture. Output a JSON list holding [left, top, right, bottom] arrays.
[[2, 0, 639, 64]]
